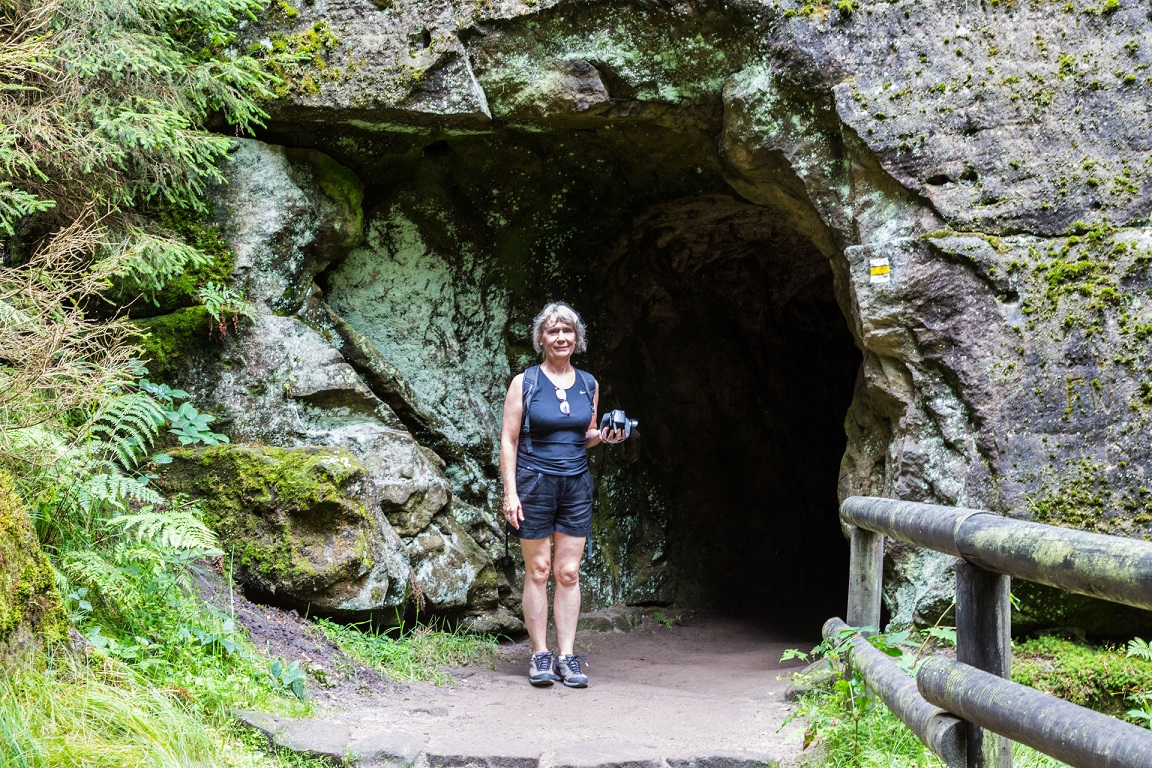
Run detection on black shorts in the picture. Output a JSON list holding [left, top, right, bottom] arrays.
[[514, 466, 594, 540]]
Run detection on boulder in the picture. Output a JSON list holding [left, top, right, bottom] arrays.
[[160, 445, 410, 613], [211, 139, 363, 314]]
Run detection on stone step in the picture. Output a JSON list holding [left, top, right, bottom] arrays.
[[235, 710, 787, 768]]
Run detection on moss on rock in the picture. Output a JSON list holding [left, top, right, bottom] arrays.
[[0, 471, 67, 652], [1013, 633, 1152, 718], [159, 445, 379, 599], [134, 305, 216, 379]]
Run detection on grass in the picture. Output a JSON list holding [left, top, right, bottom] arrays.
[[311, 617, 498, 685], [0, 651, 228, 768], [790, 688, 1072, 767], [0, 615, 498, 767], [786, 629, 1152, 768]]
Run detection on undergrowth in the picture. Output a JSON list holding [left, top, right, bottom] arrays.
[[0, 651, 339, 768], [1014, 634, 1152, 720], [785, 627, 1150, 767], [312, 617, 498, 685]]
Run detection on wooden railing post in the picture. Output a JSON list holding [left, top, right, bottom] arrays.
[[956, 560, 1012, 768], [847, 525, 884, 632]]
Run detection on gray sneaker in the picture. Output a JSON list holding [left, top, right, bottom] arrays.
[[529, 651, 559, 686], [554, 654, 589, 688]]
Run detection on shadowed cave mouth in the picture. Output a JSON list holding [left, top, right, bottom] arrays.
[[300, 123, 861, 633]]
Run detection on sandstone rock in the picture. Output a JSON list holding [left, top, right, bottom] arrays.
[[407, 512, 504, 617], [240, 0, 495, 124], [160, 445, 410, 612], [323, 196, 511, 473], [196, 155, 513, 627], [212, 139, 363, 314], [184, 0, 1152, 633]]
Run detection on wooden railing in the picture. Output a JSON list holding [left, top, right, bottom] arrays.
[[825, 496, 1152, 768]]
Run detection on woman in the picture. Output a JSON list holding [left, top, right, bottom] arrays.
[[499, 302, 624, 688]]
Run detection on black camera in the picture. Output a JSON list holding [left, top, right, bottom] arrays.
[[599, 409, 638, 440]]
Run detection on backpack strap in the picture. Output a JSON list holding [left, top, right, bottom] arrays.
[[520, 364, 541, 454], [575, 369, 596, 413]]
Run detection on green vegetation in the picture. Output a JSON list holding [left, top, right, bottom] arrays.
[[787, 628, 1149, 767], [159, 445, 373, 593], [1014, 634, 1152, 718], [312, 617, 498, 685], [0, 0, 360, 764]]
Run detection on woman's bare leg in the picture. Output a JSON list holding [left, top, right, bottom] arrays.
[[551, 532, 586, 657], [520, 537, 553, 653]]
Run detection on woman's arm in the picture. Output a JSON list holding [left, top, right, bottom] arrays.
[[584, 377, 624, 447], [500, 373, 525, 528]]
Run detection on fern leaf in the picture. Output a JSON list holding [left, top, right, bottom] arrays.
[[91, 390, 167, 466], [108, 505, 221, 555], [62, 550, 132, 610], [1129, 638, 1152, 662], [83, 472, 164, 514]]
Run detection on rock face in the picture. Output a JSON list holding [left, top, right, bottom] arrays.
[[167, 0, 1152, 633]]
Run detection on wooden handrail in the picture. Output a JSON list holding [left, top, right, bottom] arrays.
[[830, 495, 1152, 768], [919, 657, 1152, 768], [842, 496, 1152, 611], [823, 617, 966, 767]]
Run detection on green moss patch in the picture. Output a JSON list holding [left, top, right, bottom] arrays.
[[133, 305, 215, 379], [158, 445, 374, 596], [0, 470, 67, 650], [1014, 633, 1152, 717]]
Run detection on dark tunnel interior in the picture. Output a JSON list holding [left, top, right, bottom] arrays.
[[593, 195, 860, 632]]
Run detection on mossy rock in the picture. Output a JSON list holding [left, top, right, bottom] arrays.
[[133, 305, 216, 379], [158, 445, 400, 608], [1013, 634, 1152, 718], [0, 471, 67, 652], [102, 211, 237, 318]]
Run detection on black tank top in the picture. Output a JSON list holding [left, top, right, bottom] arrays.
[[517, 370, 593, 476]]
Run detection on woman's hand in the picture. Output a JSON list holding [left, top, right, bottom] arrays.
[[503, 491, 523, 530], [599, 426, 626, 444]]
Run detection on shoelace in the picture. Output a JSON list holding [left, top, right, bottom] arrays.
[[532, 652, 553, 671], [560, 654, 588, 674]]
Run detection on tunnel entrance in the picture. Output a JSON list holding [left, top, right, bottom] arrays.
[[593, 195, 860, 630], [292, 118, 861, 633]]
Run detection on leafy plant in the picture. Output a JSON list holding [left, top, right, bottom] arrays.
[[139, 377, 229, 447], [786, 626, 1070, 767], [199, 281, 258, 339], [268, 659, 308, 700], [1128, 637, 1152, 662]]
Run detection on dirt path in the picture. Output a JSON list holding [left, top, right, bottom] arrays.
[[237, 612, 817, 768]]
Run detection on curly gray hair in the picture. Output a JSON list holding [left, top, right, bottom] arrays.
[[531, 301, 588, 355]]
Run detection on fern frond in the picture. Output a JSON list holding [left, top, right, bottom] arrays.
[[82, 472, 164, 515], [90, 390, 167, 467], [1129, 638, 1152, 662], [107, 505, 221, 555], [62, 549, 133, 609]]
